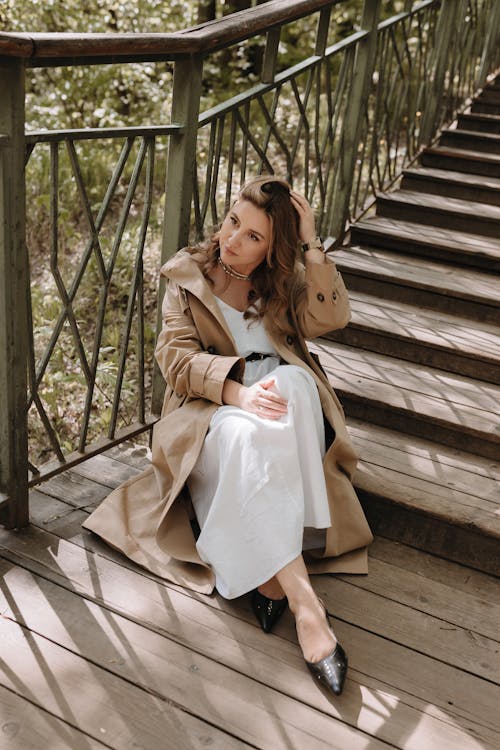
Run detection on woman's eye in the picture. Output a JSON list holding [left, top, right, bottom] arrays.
[[229, 216, 237, 225], [250, 233, 259, 241]]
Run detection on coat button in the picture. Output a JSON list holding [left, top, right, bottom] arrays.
[[207, 345, 216, 354], [317, 293, 325, 302], [332, 291, 337, 301], [286, 335, 294, 345]]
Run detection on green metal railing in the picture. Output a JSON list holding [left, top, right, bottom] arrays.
[[0, 0, 499, 528]]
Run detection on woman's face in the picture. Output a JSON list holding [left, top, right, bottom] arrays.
[[218, 199, 271, 276]]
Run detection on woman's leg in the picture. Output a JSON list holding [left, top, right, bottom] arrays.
[[275, 554, 337, 663]]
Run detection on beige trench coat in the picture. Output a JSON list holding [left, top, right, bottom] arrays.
[[83, 249, 373, 594]]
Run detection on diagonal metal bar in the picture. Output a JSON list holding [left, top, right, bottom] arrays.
[[210, 115, 226, 227], [28, 137, 135, 409], [66, 139, 107, 282], [49, 142, 92, 383], [234, 109, 274, 174], [256, 92, 293, 174], [26, 232, 65, 469], [109, 137, 155, 436], [79, 137, 148, 451]]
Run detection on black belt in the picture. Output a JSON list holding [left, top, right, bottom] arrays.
[[245, 352, 273, 362]]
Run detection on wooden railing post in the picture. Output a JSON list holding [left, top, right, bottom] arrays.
[[477, 0, 500, 89], [418, 0, 458, 146], [327, 0, 381, 244], [0, 57, 29, 529], [151, 53, 204, 416]]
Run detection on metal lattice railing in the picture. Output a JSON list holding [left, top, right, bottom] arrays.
[[349, 0, 440, 220], [0, 0, 499, 527], [24, 129, 176, 478], [192, 30, 363, 240]]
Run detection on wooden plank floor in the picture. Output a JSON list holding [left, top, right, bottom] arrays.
[[1, 443, 499, 749]]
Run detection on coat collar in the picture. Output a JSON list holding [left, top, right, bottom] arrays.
[[161, 248, 238, 348], [161, 248, 292, 354]]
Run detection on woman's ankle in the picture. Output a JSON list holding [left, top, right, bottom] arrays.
[[257, 577, 285, 600], [294, 600, 337, 663]]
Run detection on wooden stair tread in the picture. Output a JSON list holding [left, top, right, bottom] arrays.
[[350, 215, 500, 262], [377, 188, 500, 222], [478, 90, 500, 103], [423, 145, 500, 165], [402, 165, 500, 191], [345, 291, 500, 364], [458, 112, 500, 131], [440, 127, 500, 144], [332, 246, 500, 306], [460, 111, 500, 124], [309, 338, 500, 449], [347, 419, 500, 539]]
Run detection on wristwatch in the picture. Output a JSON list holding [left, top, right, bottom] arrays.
[[301, 235, 324, 253]]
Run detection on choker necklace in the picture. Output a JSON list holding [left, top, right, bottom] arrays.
[[218, 256, 251, 281]]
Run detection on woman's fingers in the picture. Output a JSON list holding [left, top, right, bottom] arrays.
[[290, 190, 316, 242], [258, 384, 287, 408], [240, 379, 288, 419]]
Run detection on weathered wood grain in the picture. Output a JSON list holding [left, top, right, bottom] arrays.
[[334, 246, 500, 305], [0, 683, 110, 750], [0, 1, 337, 61], [345, 292, 500, 364], [349, 421, 499, 503], [1, 541, 497, 750], [0, 615, 254, 750], [310, 339, 500, 458], [368, 537, 500, 606], [2, 519, 499, 749]]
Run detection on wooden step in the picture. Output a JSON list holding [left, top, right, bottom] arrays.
[[439, 128, 500, 155], [421, 145, 500, 177], [346, 419, 500, 576], [470, 99, 500, 116], [309, 339, 500, 459], [325, 291, 500, 384], [349, 215, 500, 271], [331, 245, 500, 322], [401, 166, 500, 206], [478, 89, 500, 106], [457, 111, 500, 134], [376, 190, 500, 238]]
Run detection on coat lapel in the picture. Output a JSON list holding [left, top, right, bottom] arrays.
[[161, 250, 238, 353]]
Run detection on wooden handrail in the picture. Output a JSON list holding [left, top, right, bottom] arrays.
[[0, 0, 341, 64]]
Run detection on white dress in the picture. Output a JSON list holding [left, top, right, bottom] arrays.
[[187, 297, 331, 599]]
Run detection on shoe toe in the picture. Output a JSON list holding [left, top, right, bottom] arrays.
[[306, 643, 348, 696]]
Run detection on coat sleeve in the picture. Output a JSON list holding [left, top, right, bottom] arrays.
[[294, 259, 351, 339], [155, 279, 244, 405]]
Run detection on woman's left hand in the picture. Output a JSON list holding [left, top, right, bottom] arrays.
[[290, 190, 317, 244]]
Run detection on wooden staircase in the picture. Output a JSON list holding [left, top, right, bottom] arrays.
[[316, 75, 500, 578]]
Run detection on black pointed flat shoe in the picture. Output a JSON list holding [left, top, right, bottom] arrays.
[[305, 604, 348, 696], [251, 589, 288, 633], [305, 642, 348, 696]]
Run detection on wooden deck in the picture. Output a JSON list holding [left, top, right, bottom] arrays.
[[1, 443, 499, 749]]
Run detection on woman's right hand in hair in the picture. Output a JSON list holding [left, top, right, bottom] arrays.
[[222, 378, 288, 419]]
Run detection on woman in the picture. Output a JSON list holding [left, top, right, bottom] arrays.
[[83, 176, 372, 697]]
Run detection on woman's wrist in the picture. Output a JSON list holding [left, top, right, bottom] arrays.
[[301, 235, 322, 252], [222, 378, 246, 407], [301, 234, 326, 264]]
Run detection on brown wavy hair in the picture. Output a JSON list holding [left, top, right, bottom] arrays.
[[197, 176, 306, 334]]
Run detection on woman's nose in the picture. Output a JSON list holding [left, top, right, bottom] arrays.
[[229, 227, 241, 245]]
